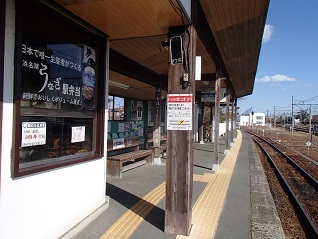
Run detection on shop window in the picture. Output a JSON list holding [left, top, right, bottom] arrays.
[[13, 0, 106, 177], [108, 95, 125, 121]]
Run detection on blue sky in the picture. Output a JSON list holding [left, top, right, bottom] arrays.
[[237, 1, 318, 117]]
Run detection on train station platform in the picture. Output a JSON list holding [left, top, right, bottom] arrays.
[[65, 130, 285, 239]]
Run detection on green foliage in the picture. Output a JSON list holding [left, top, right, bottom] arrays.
[[202, 105, 226, 131]]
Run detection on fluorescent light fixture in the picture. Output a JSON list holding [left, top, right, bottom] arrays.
[[195, 56, 201, 80], [109, 80, 129, 89]]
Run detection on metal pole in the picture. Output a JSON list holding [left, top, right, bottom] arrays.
[[309, 104, 312, 142], [291, 96, 294, 133], [274, 106, 276, 127]]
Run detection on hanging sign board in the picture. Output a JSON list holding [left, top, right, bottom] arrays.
[[201, 88, 215, 103], [167, 94, 192, 130]]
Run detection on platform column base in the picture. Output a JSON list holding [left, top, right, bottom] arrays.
[[164, 211, 192, 236], [212, 163, 220, 171], [153, 157, 161, 165]]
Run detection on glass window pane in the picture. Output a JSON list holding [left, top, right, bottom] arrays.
[[108, 96, 114, 120], [20, 116, 93, 166], [14, 0, 105, 176], [20, 3, 98, 115], [108, 95, 125, 121], [113, 96, 125, 120]]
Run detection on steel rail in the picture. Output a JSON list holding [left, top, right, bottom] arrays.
[[252, 136, 318, 238], [251, 132, 318, 190]]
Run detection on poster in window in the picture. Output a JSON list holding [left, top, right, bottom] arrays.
[[21, 122, 46, 147], [20, 43, 97, 112], [131, 121, 144, 136], [131, 100, 137, 120], [82, 45, 96, 111], [137, 101, 143, 120], [71, 126, 86, 143]]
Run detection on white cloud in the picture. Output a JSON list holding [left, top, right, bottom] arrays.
[[256, 74, 296, 83], [263, 25, 274, 43], [304, 83, 313, 87]]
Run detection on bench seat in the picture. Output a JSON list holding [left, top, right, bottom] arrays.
[[107, 149, 154, 178], [150, 143, 166, 157]]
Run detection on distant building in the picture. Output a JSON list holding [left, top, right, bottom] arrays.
[[312, 115, 318, 124], [239, 107, 265, 126]]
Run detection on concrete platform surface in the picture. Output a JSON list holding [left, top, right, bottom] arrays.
[[65, 130, 284, 239]]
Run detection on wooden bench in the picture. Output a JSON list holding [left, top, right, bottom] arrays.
[[145, 133, 167, 157], [107, 149, 154, 178]]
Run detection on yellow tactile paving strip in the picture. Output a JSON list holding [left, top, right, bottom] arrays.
[[100, 130, 242, 239], [100, 181, 165, 239], [177, 130, 242, 239]]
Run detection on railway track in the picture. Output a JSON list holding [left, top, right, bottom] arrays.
[[247, 131, 318, 238]]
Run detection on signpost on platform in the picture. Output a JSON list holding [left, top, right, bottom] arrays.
[[165, 26, 196, 236], [306, 141, 311, 156]]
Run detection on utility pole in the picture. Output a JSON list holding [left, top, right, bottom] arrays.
[[274, 106, 276, 127], [309, 104, 312, 141], [292, 99, 318, 137], [291, 96, 294, 133]]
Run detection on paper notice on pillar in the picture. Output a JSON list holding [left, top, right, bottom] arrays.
[[167, 94, 192, 130]]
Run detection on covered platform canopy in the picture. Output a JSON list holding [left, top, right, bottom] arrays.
[[52, 0, 269, 101]]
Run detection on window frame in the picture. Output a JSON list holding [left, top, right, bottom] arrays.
[[0, 0, 5, 186], [108, 95, 126, 121], [12, 0, 106, 177]]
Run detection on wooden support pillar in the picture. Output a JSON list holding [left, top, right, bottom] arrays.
[[199, 103, 204, 143], [225, 88, 230, 152], [231, 97, 235, 142], [210, 103, 214, 142], [213, 77, 222, 171], [165, 26, 196, 236], [153, 87, 161, 164], [234, 100, 238, 131]]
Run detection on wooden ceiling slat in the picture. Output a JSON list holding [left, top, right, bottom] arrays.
[[228, 0, 238, 62], [228, 0, 240, 64], [53, 0, 269, 99], [114, 0, 159, 37], [109, 0, 155, 38], [109, 71, 167, 101], [111, 36, 169, 75], [63, 1, 137, 39], [153, 0, 182, 26], [132, 0, 178, 34], [96, 1, 144, 39]]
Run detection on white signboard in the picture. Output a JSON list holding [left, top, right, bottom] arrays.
[[21, 122, 46, 147], [306, 141, 311, 147], [167, 94, 192, 130], [113, 138, 125, 149], [71, 126, 85, 143]]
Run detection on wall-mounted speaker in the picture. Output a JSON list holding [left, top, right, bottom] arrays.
[[170, 36, 183, 65]]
